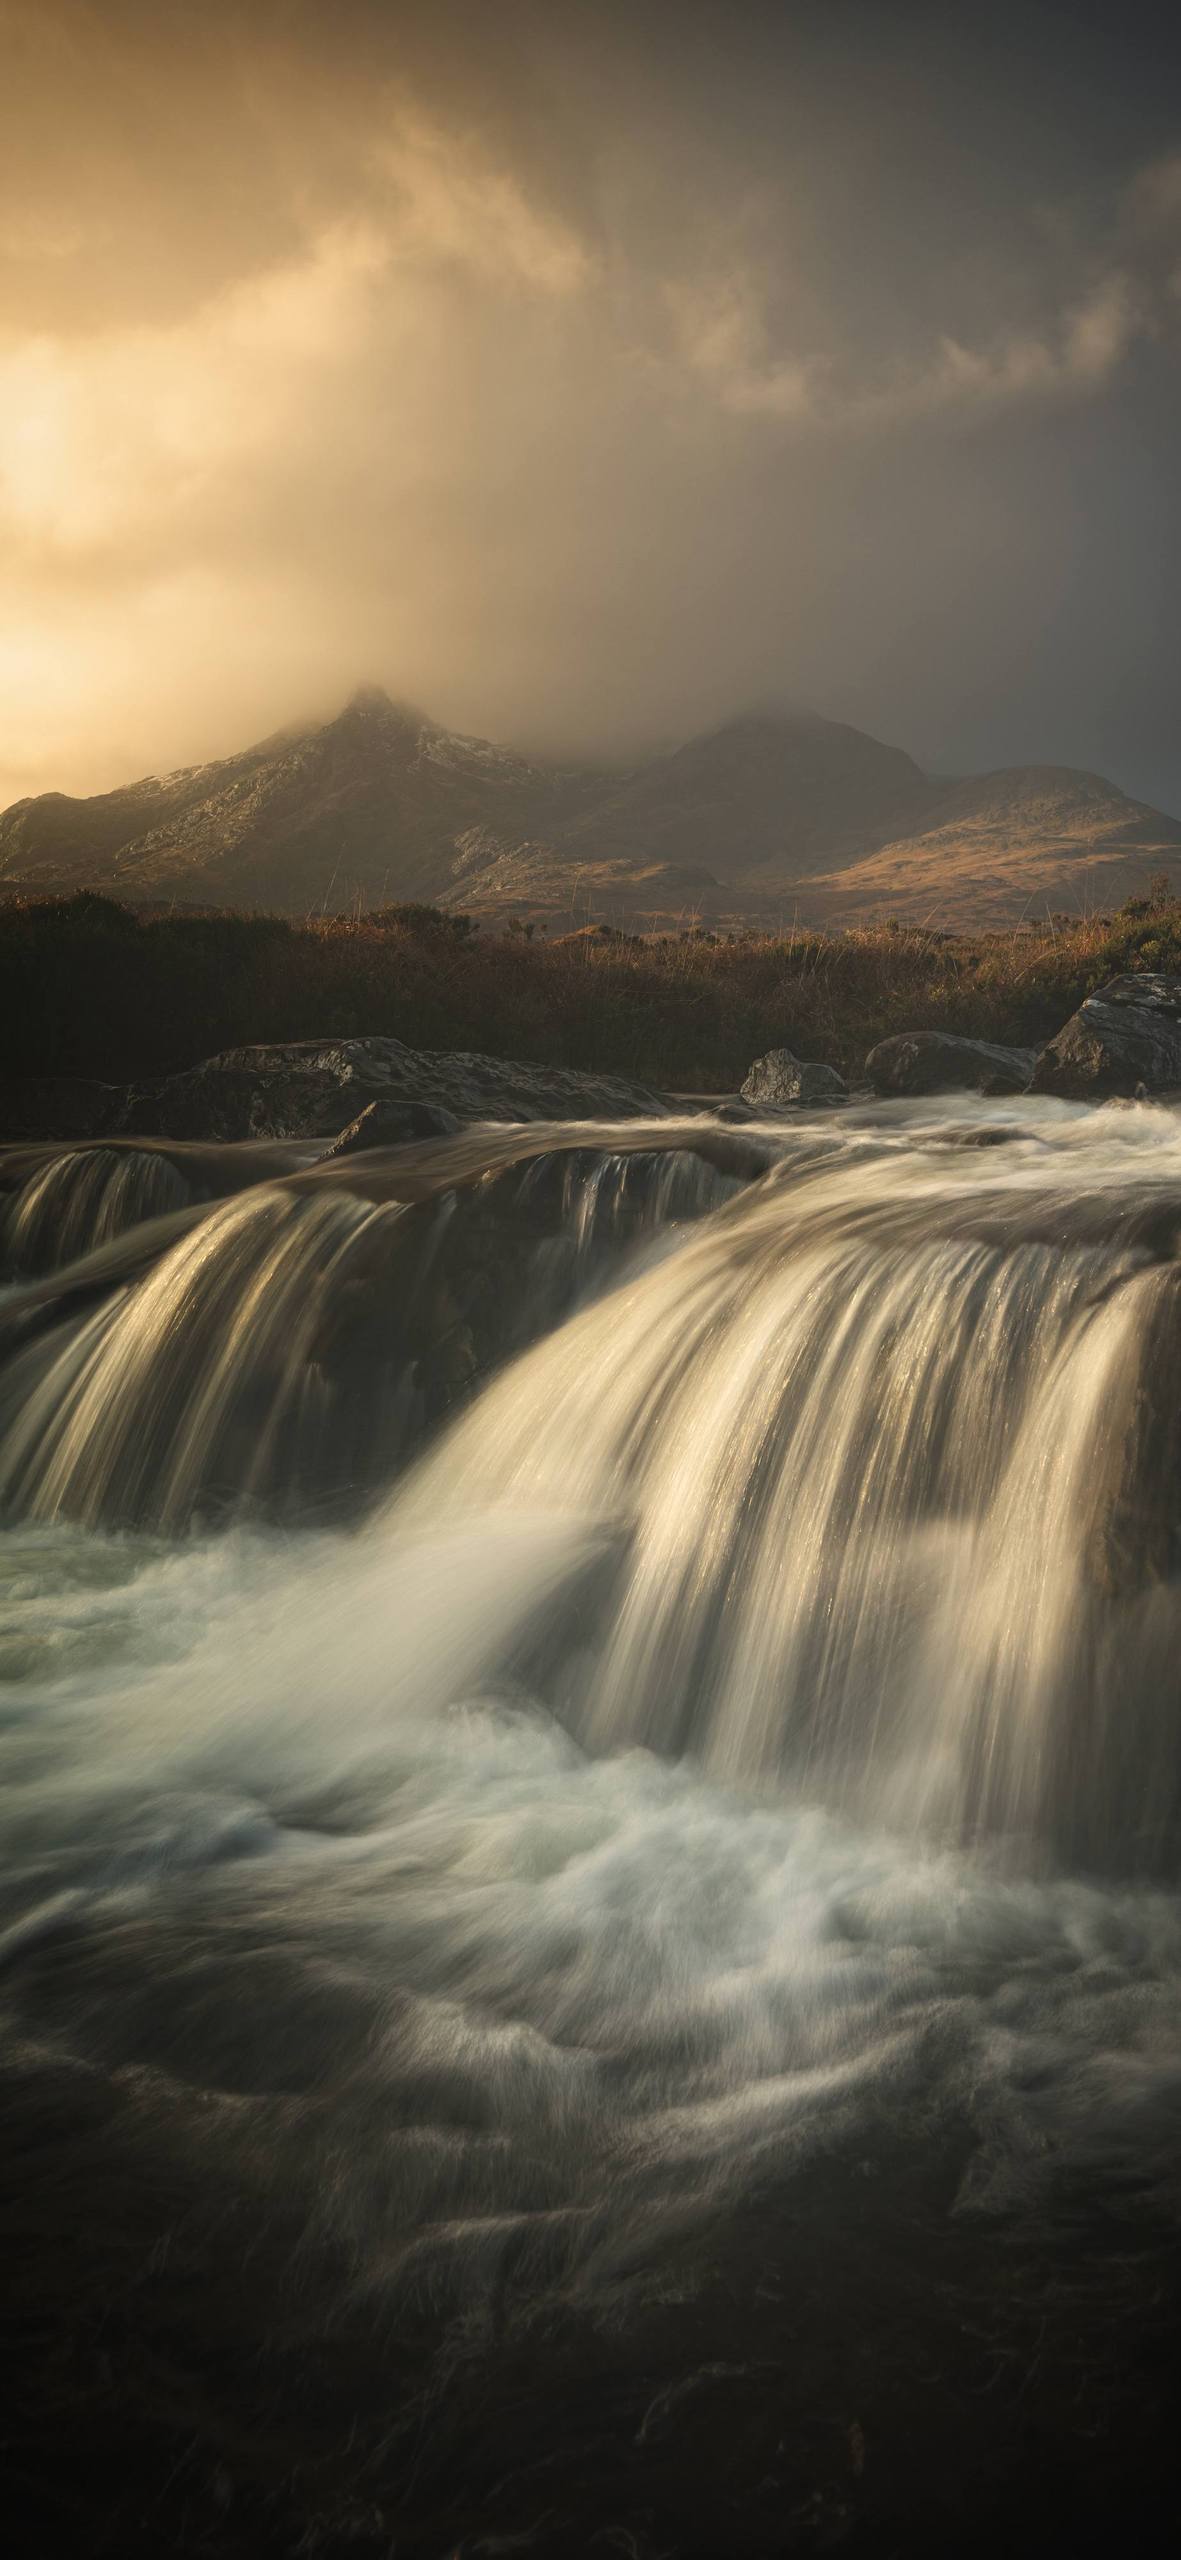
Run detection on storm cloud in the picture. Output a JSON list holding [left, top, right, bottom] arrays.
[[2, 0, 1179, 806]]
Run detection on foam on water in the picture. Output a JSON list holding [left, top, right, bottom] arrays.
[[1, 1496, 1180, 2328], [2, 1094, 1181, 2357]]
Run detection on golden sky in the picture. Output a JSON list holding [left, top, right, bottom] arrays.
[[2, 0, 1180, 808]]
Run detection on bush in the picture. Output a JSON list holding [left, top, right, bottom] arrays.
[[0, 888, 1176, 1092]]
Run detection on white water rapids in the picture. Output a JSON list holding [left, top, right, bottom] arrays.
[[2, 1094, 1181, 2389]]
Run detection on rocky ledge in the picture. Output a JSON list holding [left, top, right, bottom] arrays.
[[1, 1038, 670, 1145], [132, 1038, 672, 1140]]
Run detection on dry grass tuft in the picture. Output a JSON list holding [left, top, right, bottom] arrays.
[[3, 888, 1180, 1091]]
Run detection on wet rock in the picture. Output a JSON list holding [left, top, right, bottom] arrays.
[[864, 1032, 1035, 1097], [128, 1037, 670, 1142], [1084, 1264, 1181, 1600], [741, 1048, 847, 1108], [323, 1099, 463, 1157], [1032, 974, 1181, 1098]]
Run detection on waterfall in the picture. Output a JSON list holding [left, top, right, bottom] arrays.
[[3, 1095, 1181, 1862], [4, 1095, 1181, 2558], [2, 1144, 196, 1276], [0, 1133, 325, 1278], [388, 1099, 1181, 1868], [0, 1131, 739, 1529]]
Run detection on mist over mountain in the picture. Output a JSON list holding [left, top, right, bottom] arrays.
[[3, 686, 1179, 930], [0, 690, 607, 909], [4, 2, 1181, 818]]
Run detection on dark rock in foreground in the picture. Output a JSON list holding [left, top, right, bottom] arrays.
[[129, 1038, 671, 1141], [741, 1047, 847, 1108], [865, 1031, 1036, 1097], [1032, 974, 1181, 1098]]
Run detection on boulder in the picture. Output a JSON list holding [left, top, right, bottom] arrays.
[[740, 1048, 847, 1108], [128, 1037, 671, 1142], [864, 1032, 1035, 1097], [1032, 975, 1181, 1099]]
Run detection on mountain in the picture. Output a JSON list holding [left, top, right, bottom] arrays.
[[552, 711, 933, 876], [0, 690, 608, 911], [786, 766, 1181, 929], [3, 687, 1180, 929]]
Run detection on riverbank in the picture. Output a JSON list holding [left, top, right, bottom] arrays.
[[4, 887, 1181, 1095]]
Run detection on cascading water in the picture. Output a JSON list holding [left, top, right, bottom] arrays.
[[0, 1127, 739, 1525], [0, 1133, 325, 1279], [385, 1097, 1181, 1867], [3, 1095, 1181, 2554], [1, 1143, 196, 1275]]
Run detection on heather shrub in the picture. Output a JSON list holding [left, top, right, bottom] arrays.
[[1, 889, 1174, 1092]]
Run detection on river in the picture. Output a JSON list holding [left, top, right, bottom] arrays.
[[1, 1095, 1179, 2554]]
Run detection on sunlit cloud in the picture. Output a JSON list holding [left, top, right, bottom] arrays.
[[373, 118, 590, 294], [0, 5, 1179, 811], [1, 223, 384, 556], [0, 111, 590, 569]]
